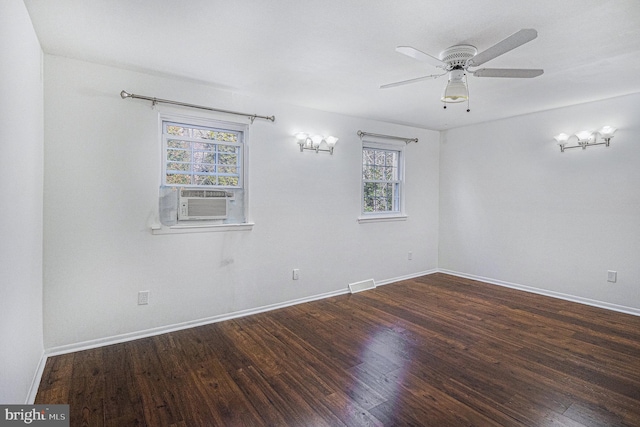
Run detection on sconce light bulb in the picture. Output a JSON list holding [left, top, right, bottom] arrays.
[[553, 133, 570, 145], [311, 135, 323, 148], [325, 136, 338, 147], [599, 126, 617, 139], [575, 130, 593, 142]]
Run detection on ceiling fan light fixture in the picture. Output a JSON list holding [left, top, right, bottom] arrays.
[[441, 82, 468, 103], [441, 70, 468, 103]]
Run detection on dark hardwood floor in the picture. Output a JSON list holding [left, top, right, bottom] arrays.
[[36, 273, 640, 426]]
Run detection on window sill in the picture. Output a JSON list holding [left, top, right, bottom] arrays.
[[151, 222, 254, 235], [357, 214, 407, 224]]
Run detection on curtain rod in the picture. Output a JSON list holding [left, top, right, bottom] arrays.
[[357, 130, 418, 144], [120, 90, 275, 123]]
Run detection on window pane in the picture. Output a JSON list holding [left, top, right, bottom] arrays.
[[385, 183, 394, 209], [198, 153, 215, 164], [193, 164, 216, 173], [384, 166, 398, 180], [219, 176, 239, 186], [219, 153, 238, 165], [374, 150, 385, 166], [363, 165, 374, 180], [385, 151, 396, 166], [376, 184, 386, 211], [193, 141, 215, 151], [192, 129, 211, 140], [363, 182, 376, 212], [218, 166, 238, 174], [167, 139, 189, 149], [363, 149, 374, 165], [216, 133, 238, 143], [374, 166, 385, 180], [219, 144, 238, 153], [167, 149, 190, 162], [166, 173, 191, 185], [195, 175, 217, 186], [167, 162, 190, 172], [166, 126, 185, 136]]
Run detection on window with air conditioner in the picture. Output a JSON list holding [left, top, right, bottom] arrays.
[[158, 114, 248, 226]]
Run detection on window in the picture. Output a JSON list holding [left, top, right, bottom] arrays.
[[361, 141, 405, 220], [163, 120, 243, 188]]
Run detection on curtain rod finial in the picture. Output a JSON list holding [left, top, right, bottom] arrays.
[[120, 90, 132, 99]]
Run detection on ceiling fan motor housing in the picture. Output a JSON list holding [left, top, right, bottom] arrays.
[[439, 44, 477, 68]]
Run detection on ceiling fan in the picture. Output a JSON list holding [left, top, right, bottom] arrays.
[[382, 29, 544, 110]]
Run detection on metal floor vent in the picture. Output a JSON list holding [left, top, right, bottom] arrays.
[[348, 279, 376, 294]]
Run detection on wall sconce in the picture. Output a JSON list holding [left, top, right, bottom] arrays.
[[553, 126, 617, 152], [294, 132, 338, 154]]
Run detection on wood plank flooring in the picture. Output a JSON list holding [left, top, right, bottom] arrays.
[[36, 273, 640, 426]]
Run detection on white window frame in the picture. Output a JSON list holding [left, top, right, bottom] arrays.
[[358, 140, 407, 223], [154, 113, 253, 234]]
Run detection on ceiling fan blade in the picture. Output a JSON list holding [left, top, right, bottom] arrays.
[[396, 46, 447, 69], [380, 73, 444, 89], [468, 29, 538, 67], [472, 68, 543, 78]]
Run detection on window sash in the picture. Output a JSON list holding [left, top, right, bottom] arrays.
[[162, 122, 243, 188]]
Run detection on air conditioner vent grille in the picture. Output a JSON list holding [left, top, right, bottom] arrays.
[[187, 198, 227, 217], [181, 189, 227, 198]]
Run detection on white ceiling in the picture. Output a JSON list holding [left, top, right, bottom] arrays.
[[24, 0, 640, 130]]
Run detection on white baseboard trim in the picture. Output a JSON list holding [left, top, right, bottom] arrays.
[[376, 269, 438, 287], [45, 269, 440, 357], [438, 269, 640, 317], [26, 350, 47, 404], [46, 287, 352, 357]]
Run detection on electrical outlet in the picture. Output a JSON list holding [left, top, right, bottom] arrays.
[[138, 290, 150, 305], [292, 269, 300, 280], [607, 270, 617, 283], [408, 251, 413, 260]]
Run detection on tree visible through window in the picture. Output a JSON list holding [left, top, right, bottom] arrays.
[[163, 121, 242, 187], [362, 146, 402, 213]]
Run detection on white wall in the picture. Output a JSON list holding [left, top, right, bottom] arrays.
[[43, 56, 440, 349], [0, 0, 44, 404], [439, 93, 640, 311]]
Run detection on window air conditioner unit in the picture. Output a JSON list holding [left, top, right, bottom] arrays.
[[178, 188, 230, 220]]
